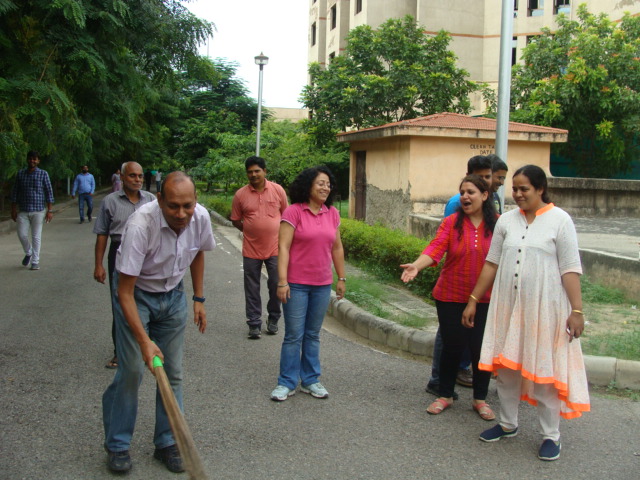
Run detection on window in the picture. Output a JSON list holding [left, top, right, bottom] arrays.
[[526, 35, 539, 45], [355, 0, 362, 14], [554, 0, 570, 14], [514, 0, 518, 17], [528, 0, 544, 17], [311, 23, 317, 46], [511, 37, 518, 66], [331, 4, 337, 30], [329, 52, 336, 61]]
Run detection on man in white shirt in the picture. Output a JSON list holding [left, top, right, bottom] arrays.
[[102, 172, 215, 474]]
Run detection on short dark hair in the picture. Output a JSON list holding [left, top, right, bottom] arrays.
[[466, 155, 492, 174], [487, 154, 508, 172], [27, 150, 39, 160], [288, 165, 338, 207], [245, 156, 266, 171], [513, 164, 550, 203]]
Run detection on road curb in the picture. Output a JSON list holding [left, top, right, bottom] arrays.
[[328, 292, 640, 391]]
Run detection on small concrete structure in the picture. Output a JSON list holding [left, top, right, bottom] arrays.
[[337, 112, 568, 230]]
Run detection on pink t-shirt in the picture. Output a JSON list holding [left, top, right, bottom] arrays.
[[281, 203, 340, 285]]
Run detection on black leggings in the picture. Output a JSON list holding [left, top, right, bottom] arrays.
[[435, 301, 491, 400]]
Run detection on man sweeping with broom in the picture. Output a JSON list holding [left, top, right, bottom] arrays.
[[102, 172, 215, 473]]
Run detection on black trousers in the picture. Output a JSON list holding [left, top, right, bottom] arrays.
[[436, 300, 491, 400]]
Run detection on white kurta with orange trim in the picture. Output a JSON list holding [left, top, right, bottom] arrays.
[[479, 204, 590, 419]]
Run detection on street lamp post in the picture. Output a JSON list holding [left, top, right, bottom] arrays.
[[254, 52, 269, 156]]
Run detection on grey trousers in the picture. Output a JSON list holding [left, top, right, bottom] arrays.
[[243, 256, 281, 327]]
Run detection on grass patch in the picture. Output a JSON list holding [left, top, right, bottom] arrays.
[[581, 327, 640, 361], [333, 273, 432, 329], [581, 276, 628, 304]]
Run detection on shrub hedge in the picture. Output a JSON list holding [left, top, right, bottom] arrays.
[[339, 218, 441, 300]]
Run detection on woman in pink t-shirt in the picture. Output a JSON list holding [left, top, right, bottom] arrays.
[[270, 166, 346, 402]]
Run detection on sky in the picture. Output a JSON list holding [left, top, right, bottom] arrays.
[[185, 0, 310, 109]]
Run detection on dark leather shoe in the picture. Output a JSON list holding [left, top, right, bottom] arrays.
[[153, 444, 184, 473], [106, 449, 131, 472]]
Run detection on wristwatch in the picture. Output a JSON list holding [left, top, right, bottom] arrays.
[[192, 295, 206, 303]]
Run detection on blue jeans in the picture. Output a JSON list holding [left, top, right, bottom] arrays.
[[102, 272, 187, 452], [277, 283, 331, 390], [78, 192, 93, 221]]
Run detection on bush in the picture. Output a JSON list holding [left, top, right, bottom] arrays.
[[198, 192, 233, 220], [340, 218, 441, 299]]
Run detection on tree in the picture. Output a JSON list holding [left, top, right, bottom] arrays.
[[0, 0, 213, 188], [301, 15, 482, 144], [510, 5, 640, 177]]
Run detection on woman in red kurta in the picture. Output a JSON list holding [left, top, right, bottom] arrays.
[[401, 175, 498, 420]]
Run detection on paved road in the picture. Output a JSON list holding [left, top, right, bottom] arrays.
[[1, 195, 639, 479]]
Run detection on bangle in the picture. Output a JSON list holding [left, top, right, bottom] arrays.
[[192, 295, 205, 303], [572, 309, 584, 315], [469, 294, 479, 302], [338, 277, 346, 282], [277, 284, 288, 288]]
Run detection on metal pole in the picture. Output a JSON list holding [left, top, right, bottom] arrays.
[[495, 0, 515, 208], [256, 64, 264, 156]]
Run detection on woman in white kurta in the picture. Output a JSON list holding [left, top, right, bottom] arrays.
[[462, 165, 589, 462]]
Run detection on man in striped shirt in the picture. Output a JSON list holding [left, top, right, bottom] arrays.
[[10, 150, 55, 271], [93, 162, 155, 369]]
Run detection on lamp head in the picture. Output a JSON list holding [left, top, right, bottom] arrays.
[[254, 52, 269, 66]]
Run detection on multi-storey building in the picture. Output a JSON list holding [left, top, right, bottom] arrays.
[[308, 0, 640, 112]]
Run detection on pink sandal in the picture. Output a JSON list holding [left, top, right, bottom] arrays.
[[473, 402, 496, 421], [426, 398, 452, 415]]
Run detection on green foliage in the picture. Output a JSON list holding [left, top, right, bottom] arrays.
[[581, 276, 628, 304], [302, 15, 481, 145], [0, 0, 213, 187], [510, 5, 640, 177], [198, 192, 233, 219], [339, 218, 441, 299]]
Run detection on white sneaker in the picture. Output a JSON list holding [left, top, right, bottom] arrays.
[[270, 385, 295, 401], [300, 382, 329, 399]]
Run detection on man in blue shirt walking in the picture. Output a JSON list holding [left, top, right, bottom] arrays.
[[10, 151, 55, 271], [72, 165, 96, 223]]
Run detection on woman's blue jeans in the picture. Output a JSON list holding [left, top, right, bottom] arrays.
[[277, 283, 331, 390], [102, 272, 187, 452]]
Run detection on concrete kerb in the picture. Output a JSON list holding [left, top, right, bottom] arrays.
[[328, 292, 640, 391]]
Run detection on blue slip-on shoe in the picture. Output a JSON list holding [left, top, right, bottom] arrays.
[[21, 255, 31, 266], [271, 385, 295, 401], [300, 382, 329, 399], [538, 439, 561, 461], [479, 424, 518, 442]]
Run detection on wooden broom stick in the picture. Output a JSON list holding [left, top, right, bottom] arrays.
[[153, 356, 208, 480]]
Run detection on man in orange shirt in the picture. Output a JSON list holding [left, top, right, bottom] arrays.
[[231, 157, 288, 339]]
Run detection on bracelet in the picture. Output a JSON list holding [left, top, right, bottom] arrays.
[[572, 309, 584, 315], [338, 277, 346, 282], [469, 294, 479, 302], [277, 284, 288, 288], [192, 295, 206, 303]]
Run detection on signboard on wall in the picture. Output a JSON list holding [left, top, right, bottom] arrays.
[[469, 143, 495, 155]]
